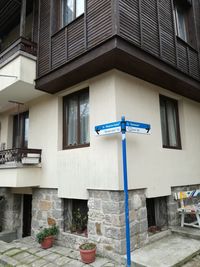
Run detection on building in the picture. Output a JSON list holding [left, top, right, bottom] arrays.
[[0, 0, 200, 262]]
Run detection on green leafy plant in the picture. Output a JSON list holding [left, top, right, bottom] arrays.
[[80, 243, 96, 250], [36, 225, 59, 244], [71, 208, 87, 233]]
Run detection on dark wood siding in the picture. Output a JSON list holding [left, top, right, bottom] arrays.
[[158, 0, 176, 65], [141, 0, 160, 56], [118, 0, 200, 81], [38, 0, 51, 77], [51, 29, 66, 69], [37, 0, 200, 87], [51, 16, 85, 70], [33, 0, 39, 43], [189, 49, 200, 80], [87, 0, 113, 48], [67, 16, 85, 60], [177, 40, 189, 74], [38, 0, 113, 77], [193, 0, 200, 53], [119, 0, 140, 46]]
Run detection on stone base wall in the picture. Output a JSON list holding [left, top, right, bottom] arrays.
[[31, 188, 64, 236], [86, 189, 148, 262], [167, 184, 200, 227], [0, 188, 22, 237], [30, 185, 200, 262]]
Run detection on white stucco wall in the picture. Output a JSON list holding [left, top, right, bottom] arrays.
[[0, 55, 36, 92], [57, 73, 120, 199], [28, 95, 59, 188], [1, 70, 200, 199], [114, 71, 200, 197]]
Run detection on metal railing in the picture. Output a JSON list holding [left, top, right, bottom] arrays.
[[0, 37, 37, 65], [0, 148, 42, 165]]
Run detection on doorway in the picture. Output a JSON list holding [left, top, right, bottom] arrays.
[[22, 194, 32, 237]]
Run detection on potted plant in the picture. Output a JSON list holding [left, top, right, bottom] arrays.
[[36, 224, 59, 249], [79, 243, 96, 264]]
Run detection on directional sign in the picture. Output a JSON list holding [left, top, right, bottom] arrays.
[[95, 121, 121, 136], [126, 121, 150, 134], [95, 116, 151, 267]]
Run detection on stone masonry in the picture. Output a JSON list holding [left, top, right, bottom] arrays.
[[31, 188, 64, 236], [55, 189, 148, 263], [0, 188, 21, 237], [31, 186, 200, 262], [86, 189, 148, 262]]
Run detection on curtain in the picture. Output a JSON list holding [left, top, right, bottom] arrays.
[[79, 92, 89, 144], [67, 97, 78, 145], [167, 101, 178, 147]]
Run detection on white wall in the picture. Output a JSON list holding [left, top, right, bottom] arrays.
[[1, 70, 200, 199], [57, 72, 120, 199], [0, 56, 36, 92], [115, 71, 200, 197], [28, 95, 59, 188]]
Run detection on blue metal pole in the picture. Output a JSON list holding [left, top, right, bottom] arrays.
[[121, 116, 131, 267]]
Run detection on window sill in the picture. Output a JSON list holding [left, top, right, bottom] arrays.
[[176, 36, 197, 52], [63, 143, 90, 150], [163, 145, 182, 150]]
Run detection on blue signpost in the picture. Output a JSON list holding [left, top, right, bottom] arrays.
[[95, 117, 151, 267]]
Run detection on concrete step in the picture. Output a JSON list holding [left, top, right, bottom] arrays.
[[130, 234, 200, 267], [171, 226, 200, 241]]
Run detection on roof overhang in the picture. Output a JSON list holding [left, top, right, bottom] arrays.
[[35, 37, 200, 102]]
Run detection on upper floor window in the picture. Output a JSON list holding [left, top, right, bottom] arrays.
[[175, 3, 187, 42], [174, 0, 196, 46], [13, 111, 29, 149], [159, 95, 181, 149], [63, 89, 89, 149], [62, 0, 84, 26]]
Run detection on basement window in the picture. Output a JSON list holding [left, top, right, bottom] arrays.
[[64, 199, 88, 236], [146, 197, 168, 234]]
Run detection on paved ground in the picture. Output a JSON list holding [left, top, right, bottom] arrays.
[[0, 235, 199, 266], [0, 237, 124, 267], [182, 254, 200, 267], [131, 234, 200, 267]]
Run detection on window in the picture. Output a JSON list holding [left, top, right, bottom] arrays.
[[63, 89, 89, 149], [174, 0, 196, 46], [62, 0, 84, 26], [159, 95, 181, 149], [175, 4, 187, 42], [13, 111, 29, 148], [64, 199, 88, 235]]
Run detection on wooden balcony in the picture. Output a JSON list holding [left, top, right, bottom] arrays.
[[0, 37, 37, 66], [0, 148, 41, 167]]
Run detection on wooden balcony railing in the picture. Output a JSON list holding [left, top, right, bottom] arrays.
[[0, 148, 42, 165], [0, 37, 37, 65]]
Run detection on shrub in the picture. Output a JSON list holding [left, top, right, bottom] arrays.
[[36, 225, 59, 244], [79, 243, 96, 250]]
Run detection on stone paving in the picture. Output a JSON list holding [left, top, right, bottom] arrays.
[[0, 237, 124, 267], [0, 236, 199, 266], [182, 254, 200, 267]]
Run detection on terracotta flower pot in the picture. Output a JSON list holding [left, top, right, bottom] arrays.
[[79, 244, 96, 264], [41, 236, 54, 249]]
